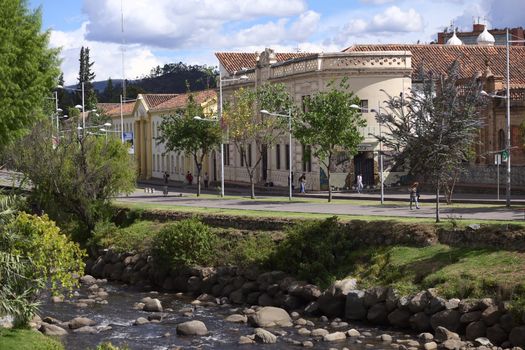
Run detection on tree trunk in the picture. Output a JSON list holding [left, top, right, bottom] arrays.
[[249, 173, 255, 199], [196, 163, 202, 197], [435, 180, 440, 223], [327, 168, 332, 202]]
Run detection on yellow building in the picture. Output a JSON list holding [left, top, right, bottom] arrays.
[[99, 90, 217, 180]]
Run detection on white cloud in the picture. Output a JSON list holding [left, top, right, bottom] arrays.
[[360, 0, 395, 4], [50, 23, 163, 85], [370, 6, 423, 32]]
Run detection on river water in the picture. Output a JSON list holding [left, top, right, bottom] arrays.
[[39, 282, 409, 350]]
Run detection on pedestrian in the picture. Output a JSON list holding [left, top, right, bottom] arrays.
[[409, 182, 420, 210], [162, 171, 169, 197], [204, 172, 209, 189], [186, 171, 193, 185], [356, 174, 363, 193], [298, 173, 306, 193]]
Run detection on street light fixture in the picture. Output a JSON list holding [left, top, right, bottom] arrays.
[[260, 109, 293, 201], [218, 72, 249, 197], [58, 82, 86, 132]]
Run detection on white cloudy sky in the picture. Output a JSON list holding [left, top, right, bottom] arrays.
[[29, 0, 525, 85]]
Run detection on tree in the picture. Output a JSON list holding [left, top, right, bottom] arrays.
[[223, 83, 293, 198], [102, 77, 119, 102], [379, 61, 485, 222], [157, 94, 222, 196], [9, 121, 136, 242], [293, 79, 366, 202], [0, 0, 60, 150], [77, 46, 98, 110]]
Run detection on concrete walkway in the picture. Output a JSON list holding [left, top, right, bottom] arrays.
[[117, 186, 525, 222]]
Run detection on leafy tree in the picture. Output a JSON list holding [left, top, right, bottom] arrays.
[[102, 77, 119, 103], [293, 79, 366, 202], [9, 121, 136, 242], [223, 83, 293, 198], [0, 0, 60, 149], [379, 61, 485, 222], [157, 94, 221, 196]]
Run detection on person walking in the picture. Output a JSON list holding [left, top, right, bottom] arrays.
[[409, 182, 420, 210], [186, 171, 193, 185], [162, 171, 170, 197], [356, 174, 363, 193], [298, 173, 306, 193], [204, 172, 209, 189]]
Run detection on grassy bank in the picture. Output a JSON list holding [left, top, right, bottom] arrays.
[[94, 213, 525, 311], [0, 329, 63, 350]]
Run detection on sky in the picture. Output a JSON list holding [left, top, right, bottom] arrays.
[[29, 0, 525, 85]]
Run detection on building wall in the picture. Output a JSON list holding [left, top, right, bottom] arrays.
[[220, 50, 412, 190]]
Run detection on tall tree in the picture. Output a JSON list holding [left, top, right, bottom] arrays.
[[157, 94, 222, 196], [293, 79, 366, 202], [379, 61, 485, 222], [0, 0, 60, 150], [223, 83, 293, 199], [77, 46, 97, 110]]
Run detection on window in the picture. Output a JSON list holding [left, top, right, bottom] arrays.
[[302, 144, 312, 172], [285, 144, 290, 170], [276, 144, 281, 170], [248, 144, 252, 167], [360, 100, 369, 113], [152, 154, 156, 172], [498, 129, 505, 151]]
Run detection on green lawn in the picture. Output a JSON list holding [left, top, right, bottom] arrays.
[[0, 329, 63, 350]]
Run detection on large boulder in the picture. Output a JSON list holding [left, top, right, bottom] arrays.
[[254, 328, 277, 344], [344, 290, 367, 321], [486, 324, 508, 346], [409, 291, 430, 313], [364, 286, 388, 307], [288, 283, 322, 302], [143, 298, 163, 312], [430, 309, 460, 332], [367, 303, 388, 324], [465, 321, 486, 341], [410, 312, 431, 332], [481, 305, 502, 326], [434, 326, 460, 343], [68, 317, 96, 329], [388, 309, 411, 328], [40, 323, 68, 336], [249, 306, 292, 328], [176, 320, 208, 336], [80, 275, 97, 285], [509, 326, 525, 347]]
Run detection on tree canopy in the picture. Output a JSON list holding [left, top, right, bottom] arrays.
[[0, 0, 60, 149], [293, 79, 366, 202]]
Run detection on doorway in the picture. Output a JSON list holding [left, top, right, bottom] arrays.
[[353, 152, 374, 187]]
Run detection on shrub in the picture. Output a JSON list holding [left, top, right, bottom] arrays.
[[269, 216, 357, 288], [91, 220, 160, 254], [151, 218, 216, 268], [212, 231, 276, 266]]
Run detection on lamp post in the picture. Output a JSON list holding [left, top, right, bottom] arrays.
[[120, 95, 143, 143], [58, 82, 86, 134], [350, 103, 385, 204], [260, 109, 292, 201], [218, 71, 249, 197]]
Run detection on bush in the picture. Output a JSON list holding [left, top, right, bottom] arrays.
[[90, 220, 160, 254], [212, 231, 276, 266], [269, 216, 357, 288], [151, 218, 216, 268]]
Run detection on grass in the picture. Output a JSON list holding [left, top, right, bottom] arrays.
[[115, 201, 525, 228], [0, 328, 63, 350], [350, 244, 525, 300]]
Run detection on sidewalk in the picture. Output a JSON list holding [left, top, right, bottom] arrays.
[[137, 178, 525, 205]]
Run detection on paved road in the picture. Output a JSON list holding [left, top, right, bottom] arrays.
[[117, 188, 525, 222]]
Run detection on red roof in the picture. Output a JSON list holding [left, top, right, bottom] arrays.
[[215, 52, 314, 74], [346, 44, 525, 88]]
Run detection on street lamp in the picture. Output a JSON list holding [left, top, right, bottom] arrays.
[[120, 95, 142, 143], [260, 109, 292, 201], [350, 103, 385, 204], [218, 72, 249, 197], [58, 82, 85, 131]]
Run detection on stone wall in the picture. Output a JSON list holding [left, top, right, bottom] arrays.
[[459, 165, 525, 188], [86, 249, 525, 348]]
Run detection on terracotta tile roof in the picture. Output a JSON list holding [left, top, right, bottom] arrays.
[[142, 94, 180, 109], [346, 44, 525, 88], [97, 103, 120, 114], [146, 90, 217, 112], [215, 52, 314, 74], [98, 102, 135, 117]]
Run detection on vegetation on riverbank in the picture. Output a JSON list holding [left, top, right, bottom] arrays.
[[91, 211, 525, 313], [0, 328, 64, 350]]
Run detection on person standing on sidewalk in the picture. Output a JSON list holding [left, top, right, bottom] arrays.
[[298, 173, 306, 193], [162, 171, 170, 197], [356, 174, 363, 193], [409, 182, 420, 210]]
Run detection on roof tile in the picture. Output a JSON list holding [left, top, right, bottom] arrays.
[[215, 52, 314, 74]]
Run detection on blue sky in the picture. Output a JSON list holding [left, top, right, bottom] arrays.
[[29, 0, 525, 85]]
